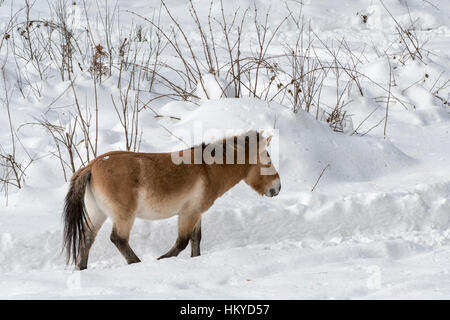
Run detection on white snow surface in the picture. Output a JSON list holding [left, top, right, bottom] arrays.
[[1, 0, 450, 299], [195, 73, 234, 100]]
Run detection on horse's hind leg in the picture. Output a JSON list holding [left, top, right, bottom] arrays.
[[190, 217, 202, 257], [158, 213, 201, 260], [110, 215, 141, 265], [76, 188, 107, 270], [76, 218, 105, 270]]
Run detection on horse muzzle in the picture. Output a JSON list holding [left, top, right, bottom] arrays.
[[265, 179, 281, 197]]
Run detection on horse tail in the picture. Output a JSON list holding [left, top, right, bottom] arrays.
[[62, 165, 92, 265]]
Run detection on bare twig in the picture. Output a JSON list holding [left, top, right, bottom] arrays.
[[311, 164, 330, 192]]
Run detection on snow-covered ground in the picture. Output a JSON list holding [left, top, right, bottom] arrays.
[[0, 0, 450, 299]]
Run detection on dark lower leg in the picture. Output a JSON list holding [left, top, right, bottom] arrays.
[[76, 233, 95, 270], [157, 235, 190, 260], [76, 217, 106, 270], [110, 228, 141, 264], [158, 213, 200, 260], [190, 218, 201, 257]]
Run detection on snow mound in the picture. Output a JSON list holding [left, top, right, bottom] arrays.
[[170, 98, 416, 184]]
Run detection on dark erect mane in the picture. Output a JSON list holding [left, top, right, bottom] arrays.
[[189, 130, 262, 152], [183, 130, 263, 164]]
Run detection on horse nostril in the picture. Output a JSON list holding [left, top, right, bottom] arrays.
[[269, 188, 276, 196]]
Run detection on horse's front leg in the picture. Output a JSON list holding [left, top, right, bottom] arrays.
[[190, 217, 202, 257], [158, 212, 201, 260]]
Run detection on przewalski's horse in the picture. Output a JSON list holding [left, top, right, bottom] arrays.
[[63, 131, 281, 270]]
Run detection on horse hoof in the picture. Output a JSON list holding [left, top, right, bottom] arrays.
[[157, 253, 172, 260]]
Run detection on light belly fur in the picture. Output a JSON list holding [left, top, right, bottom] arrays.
[[135, 189, 182, 220], [87, 178, 204, 221], [135, 180, 204, 220]]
